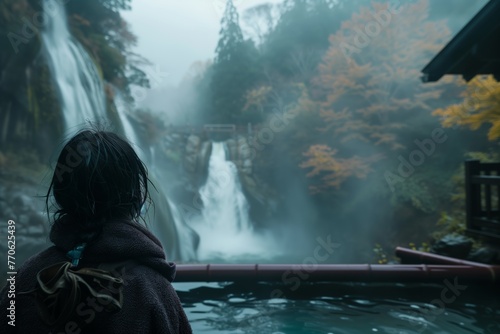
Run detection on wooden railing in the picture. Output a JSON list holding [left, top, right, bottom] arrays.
[[465, 160, 500, 242]]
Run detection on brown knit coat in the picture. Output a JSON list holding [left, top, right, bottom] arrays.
[[0, 219, 192, 334]]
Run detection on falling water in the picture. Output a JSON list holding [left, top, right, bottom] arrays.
[[41, 0, 197, 261], [193, 142, 276, 262], [200, 142, 251, 232], [113, 89, 141, 148], [113, 89, 198, 262], [167, 199, 198, 261], [41, 0, 105, 132]]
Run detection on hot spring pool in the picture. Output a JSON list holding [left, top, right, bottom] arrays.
[[173, 282, 500, 333]]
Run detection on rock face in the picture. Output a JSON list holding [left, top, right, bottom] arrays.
[[467, 247, 500, 264], [430, 234, 500, 264], [430, 234, 473, 259], [0, 175, 50, 284], [171, 133, 211, 187], [239, 173, 277, 228], [225, 135, 253, 174], [196, 141, 212, 186], [184, 134, 201, 173]]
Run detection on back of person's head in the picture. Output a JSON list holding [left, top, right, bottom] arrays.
[[46, 129, 150, 243]]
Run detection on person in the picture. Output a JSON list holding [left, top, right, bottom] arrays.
[[0, 129, 192, 333]]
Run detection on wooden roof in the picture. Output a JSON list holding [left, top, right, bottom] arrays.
[[422, 0, 500, 82]]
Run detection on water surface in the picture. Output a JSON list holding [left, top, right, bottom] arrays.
[[174, 282, 500, 334]]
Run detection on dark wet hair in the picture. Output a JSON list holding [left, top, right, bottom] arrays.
[[46, 129, 150, 243]]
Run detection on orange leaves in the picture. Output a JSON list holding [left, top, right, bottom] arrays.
[[301, 145, 374, 191], [300, 0, 459, 193], [433, 76, 500, 141]]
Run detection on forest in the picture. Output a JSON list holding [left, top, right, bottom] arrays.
[[1, 0, 499, 264]]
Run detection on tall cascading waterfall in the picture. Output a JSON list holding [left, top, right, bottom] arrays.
[[113, 91, 198, 261], [113, 89, 141, 148], [41, 0, 197, 261], [192, 142, 275, 262], [200, 142, 251, 233], [41, 0, 105, 131]]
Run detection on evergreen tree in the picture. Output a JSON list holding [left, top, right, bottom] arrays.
[[214, 0, 245, 64], [261, 0, 351, 78], [210, 0, 260, 124]]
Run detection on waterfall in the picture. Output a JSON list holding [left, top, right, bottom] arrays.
[[167, 199, 198, 261], [113, 89, 141, 148], [112, 88, 199, 262], [200, 142, 251, 232], [192, 142, 275, 262], [41, 0, 197, 261], [41, 0, 105, 133]]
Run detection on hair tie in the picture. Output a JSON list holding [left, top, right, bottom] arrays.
[[66, 243, 87, 267]]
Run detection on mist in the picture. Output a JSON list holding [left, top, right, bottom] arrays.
[[132, 0, 492, 263], [0, 0, 496, 267]]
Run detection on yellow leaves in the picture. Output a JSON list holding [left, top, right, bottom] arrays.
[[373, 243, 388, 264], [488, 122, 500, 141], [371, 132, 396, 147], [433, 75, 500, 141], [433, 105, 465, 128]]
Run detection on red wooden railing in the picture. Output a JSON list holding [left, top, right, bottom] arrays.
[[174, 248, 500, 284]]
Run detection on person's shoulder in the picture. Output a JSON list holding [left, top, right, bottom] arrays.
[[15, 246, 65, 282], [122, 262, 172, 284], [118, 262, 176, 298], [100, 262, 190, 334], [19, 246, 63, 268]]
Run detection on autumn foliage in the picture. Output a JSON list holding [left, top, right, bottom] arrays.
[[300, 0, 458, 192], [300, 145, 375, 188], [433, 75, 500, 141]]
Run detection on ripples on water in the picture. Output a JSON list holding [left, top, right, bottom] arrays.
[[173, 282, 500, 334]]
